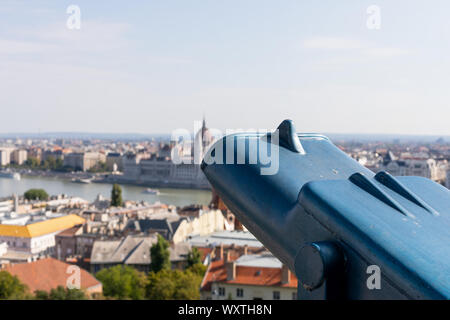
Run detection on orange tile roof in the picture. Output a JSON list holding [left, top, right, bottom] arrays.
[[4, 258, 101, 293], [0, 214, 85, 238], [196, 247, 213, 261], [201, 259, 297, 291]]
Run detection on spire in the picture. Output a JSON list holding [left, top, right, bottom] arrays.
[[201, 114, 207, 139]]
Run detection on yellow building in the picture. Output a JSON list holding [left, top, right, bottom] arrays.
[[0, 214, 85, 256]]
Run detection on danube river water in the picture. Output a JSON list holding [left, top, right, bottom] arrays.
[[0, 176, 211, 207]]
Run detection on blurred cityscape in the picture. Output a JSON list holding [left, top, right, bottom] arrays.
[[0, 119, 449, 300]]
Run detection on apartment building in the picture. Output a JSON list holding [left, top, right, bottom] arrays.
[[0, 214, 85, 258], [0, 242, 7, 256], [90, 235, 191, 273], [11, 149, 28, 165], [383, 158, 444, 181], [0, 148, 13, 166], [446, 170, 450, 189], [106, 152, 123, 171], [201, 253, 298, 300], [125, 209, 229, 244], [64, 152, 105, 171]]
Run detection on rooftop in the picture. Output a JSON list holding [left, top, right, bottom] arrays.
[[91, 235, 157, 265], [91, 235, 191, 265], [235, 253, 282, 268], [0, 214, 85, 238], [187, 231, 264, 248], [0, 250, 35, 263], [201, 255, 297, 291], [3, 258, 101, 293]]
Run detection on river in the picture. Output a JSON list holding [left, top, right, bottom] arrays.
[[0, 175, 211, 207]]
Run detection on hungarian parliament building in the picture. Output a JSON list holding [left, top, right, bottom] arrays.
[[116, 119, 217, 189]]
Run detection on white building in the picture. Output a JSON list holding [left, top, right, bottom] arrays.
[[187, 231, 263, 248], [125, 209, 229, 244], [0, 148, 14, 166], [382, 158, 441, 181], [434, 160, 448, 183], [11, 149, 28, 165], [0, 200, 13, 216], [446, 170, 450, 189], [0, 242, 7, 256], [201, 253, 297, 300], [63, 152, 105, 171], [0, 214, 85, 257]]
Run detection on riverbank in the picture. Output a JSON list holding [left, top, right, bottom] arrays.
[[97, 174, 212, 191], [6, 168, 212, 191], [0, 174, 211, 207], [8, 168, 97, 181]]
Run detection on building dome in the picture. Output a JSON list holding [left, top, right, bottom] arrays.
[[195, 127, 214, 150], [193, 117, 216, 163]]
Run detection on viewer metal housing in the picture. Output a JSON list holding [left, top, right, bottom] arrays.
[[201, 120, 450, 300]]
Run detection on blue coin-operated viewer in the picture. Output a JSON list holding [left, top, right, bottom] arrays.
[[201, 120, 450, 300]]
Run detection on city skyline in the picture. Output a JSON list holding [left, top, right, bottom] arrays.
[[1, 1, 449, 305], [1, 1, 450, 135]]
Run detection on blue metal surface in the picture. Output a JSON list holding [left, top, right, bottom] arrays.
[[201, 120, 450, 300]]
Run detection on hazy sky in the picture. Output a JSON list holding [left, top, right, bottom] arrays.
[[1, 0, 450, 135]]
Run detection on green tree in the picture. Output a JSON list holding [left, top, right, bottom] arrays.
[[0, 271, 29, 299], [146, 269, 203, 300], [34, 286, 87, 300], [24, 157, 40, 168], [186, 247, 202, 268], [54, 158, 64, 171], [110, 184, 123, 207], [43, 156, 57, 170], [172, 269, 203, 300], [34, 290, 49, 300], [146, 269, 177, 300], [96, 265, 147, 300], [186, 262, 207, 277], [24, 188, 49, 201], [150, 234, 171, 273], [88, 161, 108, 173]]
